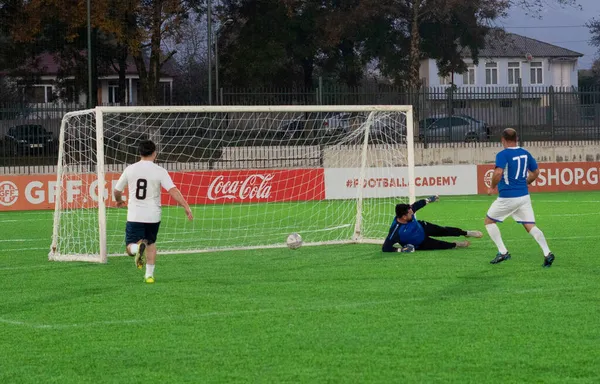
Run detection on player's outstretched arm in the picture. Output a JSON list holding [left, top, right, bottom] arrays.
[[410, 195, 438, 212], [425, 195, 439, 203], [168, 187, 193, 220]]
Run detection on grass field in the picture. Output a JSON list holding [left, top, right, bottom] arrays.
[[1, 192, 600, 383]]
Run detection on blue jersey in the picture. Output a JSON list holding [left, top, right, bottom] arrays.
[[382, 200, 427, 251], [495, 147, 538, 198]]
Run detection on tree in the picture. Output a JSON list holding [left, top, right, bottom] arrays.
[[588, 17, 600, 56], [216, 0, 308, 88], [217, 0, 392, 89], [380, 0, 509, 89], [511, 0, 580, 15], [169, 16, 209, 104], [316, 0, 396, 88], [6, 0, 202, 106]]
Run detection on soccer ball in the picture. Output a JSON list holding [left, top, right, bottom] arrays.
[[286, 233, 303, 250]]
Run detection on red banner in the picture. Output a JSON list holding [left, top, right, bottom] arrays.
[[0, 169, 325, 211], [0, 173, 124, 211], [168, 169, 325, 205], [477, 162, 600, 194]]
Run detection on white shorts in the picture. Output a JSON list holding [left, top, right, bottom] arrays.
[[487, 195, 535, 224]]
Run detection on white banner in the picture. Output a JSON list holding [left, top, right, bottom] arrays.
[[324, 165, 477, 199]]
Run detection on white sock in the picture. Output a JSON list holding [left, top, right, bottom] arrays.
[[145, 264, 155, 278], [128, 243, 139, 255], [485, 223, 508, 254], [529, 227, 551, 256]]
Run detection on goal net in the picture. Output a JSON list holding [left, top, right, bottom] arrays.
[[49, 105, 414, 263]]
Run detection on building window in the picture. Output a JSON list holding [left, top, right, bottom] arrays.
[[108, 81, 129, 105], [508, 62, 521, 85], [159, 81, 172, 105], [439, 74, 451, 85], [25, 84, 55, 103], [108, 82, 119, 104], [462, 66, 475, 85], [530, 62, 543, 85], [485, 62, 498, 85]]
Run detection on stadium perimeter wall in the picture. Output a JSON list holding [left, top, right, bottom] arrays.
[[322, 141, 600, 168], [1, 142, 600, 211]]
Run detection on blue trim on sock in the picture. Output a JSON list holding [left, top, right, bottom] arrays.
[[517, 221, 536, 224]]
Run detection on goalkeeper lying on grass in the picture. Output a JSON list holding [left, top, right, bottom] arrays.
[[382, 196, 483, 253]]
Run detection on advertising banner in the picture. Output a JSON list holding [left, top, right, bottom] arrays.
[[324, 165, 477, 199], [0, 169, 326, 211], [477, 162, 600, 194], [171, 169, 325, 205], [0, 173, 123, 211]]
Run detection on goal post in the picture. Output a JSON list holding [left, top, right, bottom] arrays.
[[49, 105, 415, 262]]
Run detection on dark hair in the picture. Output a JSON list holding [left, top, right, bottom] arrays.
[[502, 128, 517, 142], [395, 203, 410, 218], [139, 140, 156, 157]]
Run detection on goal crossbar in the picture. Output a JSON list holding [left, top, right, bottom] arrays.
[[97, 105, 413, 114]]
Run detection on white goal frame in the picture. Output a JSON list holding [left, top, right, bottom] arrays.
[[49, 105, 415, 263]]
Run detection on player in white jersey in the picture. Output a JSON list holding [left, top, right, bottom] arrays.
[[114, 140, 193, 283]]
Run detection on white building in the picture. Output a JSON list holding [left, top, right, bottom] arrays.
[[4, 52, 175, 106], [420, 31, 583, 89]]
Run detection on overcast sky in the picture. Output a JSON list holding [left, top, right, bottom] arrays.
[[500, 0, 600, 69]]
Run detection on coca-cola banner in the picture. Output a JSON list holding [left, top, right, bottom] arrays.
[[0, 169, 325, 211], [167, 169, 326, 205]]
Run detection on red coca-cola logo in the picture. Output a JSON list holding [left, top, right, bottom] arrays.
[[207, 174, 274, 200]]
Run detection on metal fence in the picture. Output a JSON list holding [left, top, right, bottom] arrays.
[[223, 85, 600, 143], [2, 85, 600, 173]]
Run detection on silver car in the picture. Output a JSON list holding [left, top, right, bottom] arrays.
[[322, 112, 352, 135], [419, 115, 490, 142]]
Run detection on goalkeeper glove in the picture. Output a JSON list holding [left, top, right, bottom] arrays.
[[426, 195, 439, 203], [400, 244, 415, 253]]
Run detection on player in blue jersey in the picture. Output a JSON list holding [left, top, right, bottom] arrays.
[[382, 195, 482, 253], [485, 128, 555, 267]]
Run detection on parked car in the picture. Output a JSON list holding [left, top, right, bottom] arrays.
[[322, 112, 353, 135], [3, 125, 58, 156], [419, 115, 490, 142], [276, 112, 352, 138], [276, 116, 306, 139], [322, 112, 405, 136], [276, 111, 407, 141]]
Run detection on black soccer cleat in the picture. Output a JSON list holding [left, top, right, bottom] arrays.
[[490, 252, 511, 264], [543, 252, 555, 268]]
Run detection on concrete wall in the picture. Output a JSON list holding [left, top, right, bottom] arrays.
[[416, 142, 600, 166], [3, 142, 600, 175], [324, 142, 600, 168]]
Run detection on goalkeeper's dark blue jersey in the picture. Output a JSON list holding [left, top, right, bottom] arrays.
[[382, 200, 427, 251], [495, 147, 538, 198]]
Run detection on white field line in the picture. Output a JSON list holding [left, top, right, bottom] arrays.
[[0, 285, 580, 330], [0, 239, 46, 242], [0, 248, 48, 253], [0, 264, 55, 271]]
